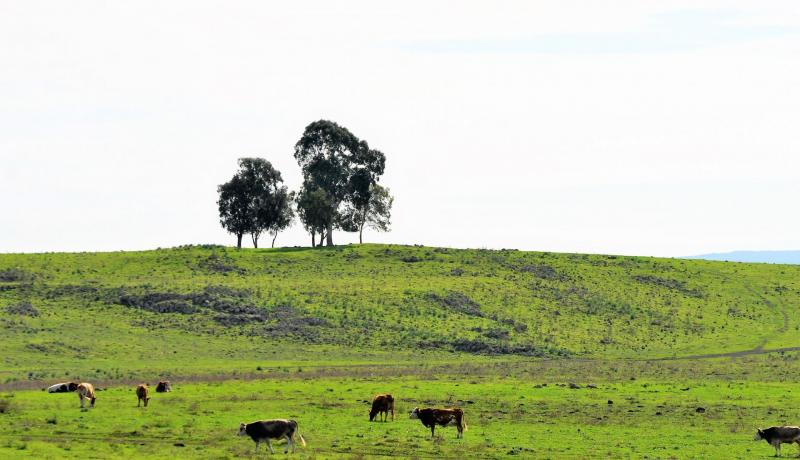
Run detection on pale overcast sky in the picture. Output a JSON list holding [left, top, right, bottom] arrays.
[[1, 1, 798, 256]]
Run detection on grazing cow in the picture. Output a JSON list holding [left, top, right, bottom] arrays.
[[370, 394, 395, 422], [155, 381, 171, 393], [410, 407, 466, 438], [47, 382, 79, 393], [238, 420, 306, 454], [136, 384, 151, 407], [76, 383, 96, 408], [755, 426, 800, 457]]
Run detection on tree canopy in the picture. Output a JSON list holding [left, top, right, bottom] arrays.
[[217, 158, 294, 248], [294, 120, 386, 246]]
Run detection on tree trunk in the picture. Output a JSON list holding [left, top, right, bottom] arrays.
[[359, 221, 364, 244], [251, 233, 259, 249], [326, 222, 334, 246], [236, 233, 243, 249], [311, 231, 316, 248], [271, 232, 277, 248]]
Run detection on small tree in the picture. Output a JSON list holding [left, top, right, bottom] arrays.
[[295, 184, 335, 248], [218, 158, 293, 249], [340, 184, 393, 243], [217, 174, 251, 249], [267, 189, 295, 248]]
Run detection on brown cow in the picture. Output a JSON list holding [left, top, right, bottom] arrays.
[[77, 382, 96, 409], [155, 381, 171, 393], [369, 394, 395, 422], [410, 407, 466, 438], [136, 384, 151, 407]]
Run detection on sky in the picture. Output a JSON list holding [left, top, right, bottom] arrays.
[[1, 1, 799, 256]]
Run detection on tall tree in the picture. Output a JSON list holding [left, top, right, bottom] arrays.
[[217, 158, 293, 249], [294, 120, 386, 246]]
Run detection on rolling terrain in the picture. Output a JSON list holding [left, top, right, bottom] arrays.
[[2, 244, 800, 458]]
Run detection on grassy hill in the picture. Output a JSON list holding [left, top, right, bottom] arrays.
[[3, 244, 800, 459], [2, 244, 799, 384]]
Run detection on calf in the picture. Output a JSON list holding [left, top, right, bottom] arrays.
[[370, 394, 395, 422], [47, 382, 78, 393], [410, 407, 466, 438], [136, 384, 150, 407], [76, 383, 96, 409], [755, 426, 800, 457], [155, 381, 171, 393], [238, 419, 306, 454]]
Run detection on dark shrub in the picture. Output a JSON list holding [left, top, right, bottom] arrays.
[[0, 268, 34, 282], [6, 302, 39, 317], [426, 291, 482, 317]]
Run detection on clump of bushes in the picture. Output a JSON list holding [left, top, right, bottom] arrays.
[[426, 291, 482, 317], [518, 264, 568, 281], [633, 275, 703, 298], [197, 252, 246, 274], [0, 268, 34, 282], [5, 302, 39, 317]]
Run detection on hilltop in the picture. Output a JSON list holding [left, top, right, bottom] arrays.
[[687, 250, 800, 264], [1, 244, 799, 384]]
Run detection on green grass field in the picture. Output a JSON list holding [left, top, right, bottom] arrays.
[[2, 244, 800, 458]]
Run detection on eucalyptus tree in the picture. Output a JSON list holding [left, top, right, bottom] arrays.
[[293, 120, 386, 246]]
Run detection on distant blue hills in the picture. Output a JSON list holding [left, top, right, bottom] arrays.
[[685, 250, 800, 264]]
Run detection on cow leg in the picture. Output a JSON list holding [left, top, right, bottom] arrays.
[[430, 425, 435, 438], [79, 395, 85, 408], [285, 435, 293, 453], [775, 441, 781, 457], [254, 441, 259, 452], [266, 439, 274, 454]]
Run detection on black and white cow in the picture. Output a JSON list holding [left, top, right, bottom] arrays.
[[238, 419, 306, 454], [755, 426, 800, 457], [47, 382, 79, 393]]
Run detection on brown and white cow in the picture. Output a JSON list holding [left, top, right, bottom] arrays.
[[155, 381, 171, 393], [369, 394, 395, 422], [755, 426, 800, 457], [77, 382, 96, 409], [136, 384, 151, 407], [238, 419, 306, 454], [410, 407, 466, 438]]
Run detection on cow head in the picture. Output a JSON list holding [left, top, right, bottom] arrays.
[[237, 423, 249, 436], [68, 382, 79, 392], [409, 407, 420, 419], [754, 429, 764, 441]]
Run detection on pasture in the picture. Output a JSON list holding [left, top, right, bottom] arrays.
[[2, 244, 800, 458], [2, 356, 800, 458]]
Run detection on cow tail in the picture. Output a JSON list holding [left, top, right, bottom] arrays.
[[292, 420, 307, 447], [462, 413, 468, 431]]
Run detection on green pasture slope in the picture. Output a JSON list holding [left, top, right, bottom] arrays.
[[2, 244, 800, 458]]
